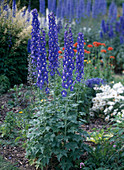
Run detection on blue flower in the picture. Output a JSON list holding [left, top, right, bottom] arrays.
[[48, 12, 59, 76], [39, 0, 45, 16], [30, 9, 41, 80], [86, 78, 105, 88], [56, 20, 62, 33], [76, 32, 84, 82], [27, 39, 31, 53], [86, 0, 91, 17], [101, 20, 107, 33], [61, 90, 67, 97], [123, 3, 124, 17], [27, 0, 31, 22], [108, 2, 117, 23], [61, 28, 75, 97], [36, 29, 49, 90], [56, 0, 62, 19], [12, 0, 16, 17]]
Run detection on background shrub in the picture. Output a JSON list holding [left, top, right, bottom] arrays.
[[0, 8, 31, 86], [0, 74, 10, 94]]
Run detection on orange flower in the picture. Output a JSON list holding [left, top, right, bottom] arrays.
[[108, 47, 113, 51], [93, 41, 101, 47], [59, 56, 63, 59], [84, 42, 86, 45], [58, 50, 62, 54], [110, 56, 115, 59], [73, 42, 78, 47], [101, 43, 106, 47], [93, 57, 96, 60], [73, 49, 77, 53], [86, 51, 90, 54], [100, 60, 103, 63], [84, 49, 87, 53], [87, 44, 93, 48], [101, 49, 107, 53], [95, 67, 97, 69], [62, 47, 65, 50]]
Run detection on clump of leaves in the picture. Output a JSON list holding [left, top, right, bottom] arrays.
[[25, 90, 90, 170], [0, 74, 10, 94], [83, 117, 124, 169]]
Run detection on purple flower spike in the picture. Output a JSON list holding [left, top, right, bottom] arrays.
[[30, 9, 41, 82], [12, 0, 16, 17], [76, 32, 84, 82], [48, 12, 59, 76], [36, 29, 49, 90], [61, 28, 75, 97]]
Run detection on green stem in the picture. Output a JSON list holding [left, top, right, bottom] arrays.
[[64, 95, 68, 136]]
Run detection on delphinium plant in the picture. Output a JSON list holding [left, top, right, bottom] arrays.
[[100, 2, 124, 73], [26, 9, 90, 170]]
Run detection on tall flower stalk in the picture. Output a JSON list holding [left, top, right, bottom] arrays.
[[39, 0, 45, 16], [30, 9, 40, 84], [36, 29, 49, 92], [61, 28, 75, 97], [12, 0, 16, 17], [76, 32, 84, 82], [48, 12, 59, 77]]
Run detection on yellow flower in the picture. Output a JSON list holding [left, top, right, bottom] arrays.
[[41, 99, 44, 102], [19, 111, 23, 113], [84, 60, 87, 62]]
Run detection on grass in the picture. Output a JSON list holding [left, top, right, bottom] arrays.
[[0, 155, 19, 170]]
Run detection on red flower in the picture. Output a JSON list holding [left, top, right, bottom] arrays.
[[84, 42, 86, 45], [101, 49, 107, 53], [108, 47, 113, 51], [62, 47, 65, 50], [110, 56, 115, 59], [73, 42, 78, 47], [73, 49, 77, 53], [87, 44, 93, 48], [59, 56, 63, 59], [101, 43, 106, 47], [93, 41, 101, 47], [86, 51, 90, 54], [58, 50, 62, 54]]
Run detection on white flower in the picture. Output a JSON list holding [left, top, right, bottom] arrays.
[[108, 106, 113, 111], [83, 27, 86, 31], [117, 112, 121, 116], [105, 115, 110, 121], [89, 112, 94, 117], [107, 101, 115, 105], [88, 28, 91, 32], [104, 108, 108, 114], [113, 82, 123, 90]]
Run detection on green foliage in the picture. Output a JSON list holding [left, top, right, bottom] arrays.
[[0, 8, 31, 86], [25, 83, 90, 170], [0, 111, 19, 140], [83, 118, 124, 169], [87, 128, 113, 144], [0, 74, 10, 94]]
